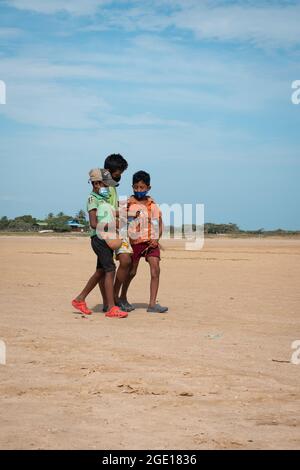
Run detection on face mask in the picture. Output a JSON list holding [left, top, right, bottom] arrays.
[[99, 187, 110, 199], [134, 191, 148, 200]]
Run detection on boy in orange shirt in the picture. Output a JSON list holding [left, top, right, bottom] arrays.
[[121, 170, 168, 313]]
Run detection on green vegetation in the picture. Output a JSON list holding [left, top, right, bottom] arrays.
[[0, 214, 299, 236], [203, 223, 299, 236], [170, 223, 300, 237], [0, 211, 89, 233], [204, 223, 240, 234]]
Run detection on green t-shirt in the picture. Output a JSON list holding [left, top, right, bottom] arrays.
[[108, 186, 118, 211], [87, 191, 115, 237]]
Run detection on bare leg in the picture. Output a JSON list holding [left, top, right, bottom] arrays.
[[147, 257, 160, 308], [120, 262, 138, 301], [114, 254, 133, 302], [98, 277, 108, 307], [75, 269, 103, 302], [105, 271, 116, 310]]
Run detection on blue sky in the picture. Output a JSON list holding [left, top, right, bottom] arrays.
[[0, 0, 300, 230]]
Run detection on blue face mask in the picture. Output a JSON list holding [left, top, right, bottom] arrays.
[[134, 191, 148, 200], [99, 187, 110, 199]]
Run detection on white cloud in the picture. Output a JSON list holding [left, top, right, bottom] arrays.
[[0, 78, 196, 130], [0, 30, 297, 132], [103, 112, 190, 128], [0, 195, 17, 202], [0, 33, 289, 90], [0, 82, 111, 128], [81, 0, 300, 48], [0, 8, 298, 131], [0, 27, 22, 38], [171, 2, 300, 47], [6, 0, 111, 16], [0, 57, 112, 81], [5, 0, 300, 47]]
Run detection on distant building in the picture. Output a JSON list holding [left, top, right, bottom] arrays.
[[34, 221, 49, 231], [67, 220, 86, 232]]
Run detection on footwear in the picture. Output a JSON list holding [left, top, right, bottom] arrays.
[[147, 303, 168, 313], [102, 305, 108, 313], [72, 299, 92, 315], [123, 300, 135, 312], [105, 306, 128, 318], [117, 300, 135, 312]]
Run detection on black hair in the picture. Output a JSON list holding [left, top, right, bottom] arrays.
[[104, 153, 128, 173], [132, 170, 151, 186]]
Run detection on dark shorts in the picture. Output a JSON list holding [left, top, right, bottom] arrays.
[[132, 242, 160, 265], [91, 236, 116, 273]]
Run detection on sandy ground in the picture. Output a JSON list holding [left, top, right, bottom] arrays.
[[0, 235, 300, 450]]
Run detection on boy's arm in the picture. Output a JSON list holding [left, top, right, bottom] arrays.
[[159, 215, 163, 239], [149, 215, 163, 248], [114, 208, 140, 219], [118, 199, 140, 222], [89, 209, 97, 229], [128, 209, 140, 218]]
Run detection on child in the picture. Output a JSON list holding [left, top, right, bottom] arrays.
[[72, 168, 128, 318], [72, 154, 134, 314], [121, 170, 168, 313], [100, 154, 135, 313]]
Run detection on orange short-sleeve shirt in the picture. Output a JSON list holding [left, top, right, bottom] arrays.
[[127, 196, 162, 244]]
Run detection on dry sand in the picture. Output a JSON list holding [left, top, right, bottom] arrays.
[[0, 235, 299, 450]]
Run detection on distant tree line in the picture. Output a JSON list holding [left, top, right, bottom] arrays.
[[0, 214, 299, 235], [171, 223, 299, 236], [202, 223, 299, 235], [0, 211, 88, 233]]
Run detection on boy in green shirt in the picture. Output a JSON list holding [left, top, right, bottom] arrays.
[[72, 168, 128, 318], [101, 154, 135, 312]]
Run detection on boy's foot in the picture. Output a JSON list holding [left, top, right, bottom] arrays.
[[147, 303, 168, 313], [117, 300, 135, 312], [105, 306, 128, 318], [102, 305, 108, 313], [72, 299, 92, 315], [124, 300, 135, 311]]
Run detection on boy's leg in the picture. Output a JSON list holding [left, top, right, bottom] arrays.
[[119, 262, 139, 301], [114, 253, 133, 302], [98, 277, 108, 309], [147, 256, 160, 308], [75, 269, 104, 302], [72, 269, 104, 314], [104, 270, 128, 318], [93, 238, 127, 318], [104, 271, 116, 310]]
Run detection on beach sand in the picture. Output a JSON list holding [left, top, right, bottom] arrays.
[[0, 235, 299, 450]]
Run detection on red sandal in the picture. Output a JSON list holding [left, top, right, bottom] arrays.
[[105, 306, 128, 318], [72, 299, 92, 315]]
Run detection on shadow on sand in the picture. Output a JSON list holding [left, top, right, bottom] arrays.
[[91, 302, 149, 312]]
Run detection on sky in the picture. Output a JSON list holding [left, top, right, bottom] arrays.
[[0, 0, 300, 230]]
